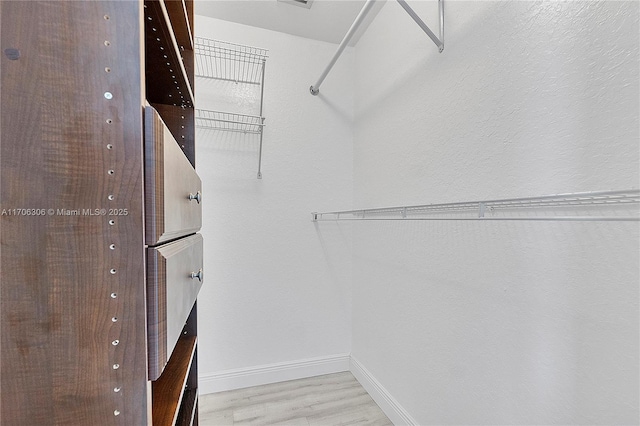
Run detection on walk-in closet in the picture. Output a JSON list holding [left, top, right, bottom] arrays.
[[1, 1, 638, 425]]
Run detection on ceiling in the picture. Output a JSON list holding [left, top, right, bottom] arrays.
[[194, 0, 385, 46]]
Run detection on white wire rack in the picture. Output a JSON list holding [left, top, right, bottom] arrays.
[[312, 189, 640, 222], [195, 37, 268, 85], [195, 109, 264, 134], [194, 37, 269, 179]]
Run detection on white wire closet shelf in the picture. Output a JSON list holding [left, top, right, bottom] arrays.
[[195, 109, 264, 134], [194, 37, 269, 179], [312, 189, 640, 222], [195, 37, 269, 84]]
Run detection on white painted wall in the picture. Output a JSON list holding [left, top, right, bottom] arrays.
[[350, 1, 639, 425], [195, 2, 638, 423], [194, 16, 354, 393]]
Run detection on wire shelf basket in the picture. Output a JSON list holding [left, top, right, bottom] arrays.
[[195, 37, 268, 85], [195, 109, 265, 134], [194, 37, 268, 178]]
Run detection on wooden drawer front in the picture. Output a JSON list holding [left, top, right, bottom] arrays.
[[147, 234, 203, 381], [145, 106, 202, 246]]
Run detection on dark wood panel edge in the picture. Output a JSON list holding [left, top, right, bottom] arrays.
[[144, 106, 166, 247], [152, 335, 198, 426], [175, 388, 198, 426], [146, 245, 168, 381], [145, 0, 194, 106], [150, 103, 195, 167], [182, 0, 195, 92], [182, 303, 199, 425], [183, 301, 198, 338], [164, 0, 193, 51], [185, 0, 194, 40], [157, 0, 193, 103]]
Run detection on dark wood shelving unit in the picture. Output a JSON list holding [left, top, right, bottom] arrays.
[[146, 0, 196, 166], [146, 0, 200, 424], [1, 1, 201, 424], [152, 335, 198, 426], [165, 0, 194, 51], [151, 103, 196, 168], [176, 390, 199, 426], [145, 0, 195, 109]]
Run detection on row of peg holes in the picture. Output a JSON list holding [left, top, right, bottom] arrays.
[[104, 12, 122, 419], [145, 6, 190, 154], [102, 12, 190, 417], [145, 8, 191, 109]]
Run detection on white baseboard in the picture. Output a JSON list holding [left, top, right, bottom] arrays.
[[199, 353, 350, 395], [199, 354, 417, 426], [350, 356, 418, 426]]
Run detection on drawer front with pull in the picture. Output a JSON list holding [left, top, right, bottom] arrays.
[[147, 233, 203, 381], [145, 106, 202, 246]]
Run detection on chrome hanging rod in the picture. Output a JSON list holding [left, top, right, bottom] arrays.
[[310, 0, 444, 96], [309, 0, 376, 96], [311, 189, 640, 222]]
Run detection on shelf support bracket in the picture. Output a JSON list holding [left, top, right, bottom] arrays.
[[396, 0, 444, 53]]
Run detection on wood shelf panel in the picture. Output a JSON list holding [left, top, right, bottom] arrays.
[[151, 103, 195, 167], [164, 0, 193, 51], [1, 1, 149, 424], [152, 335, 198, 426], [175, 389, 198, 426], [145, 0, 194, 107]]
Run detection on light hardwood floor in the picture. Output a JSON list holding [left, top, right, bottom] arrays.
[[199, 372, 393, 425]]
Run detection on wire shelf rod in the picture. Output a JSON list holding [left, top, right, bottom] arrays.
[[312, 189, 640, 222], [196, 118, 264, 128], [197, 118, 264, 127], [196, 109, 263, 118], [195, 37, 268, 84], [195, 109, 265, 134], [313, 217, 640, 222], [194, 38, 268, 60]]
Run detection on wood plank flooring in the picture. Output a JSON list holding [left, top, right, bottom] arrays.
[[199, 372, 393, 425]]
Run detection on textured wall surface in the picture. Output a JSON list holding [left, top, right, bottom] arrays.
[[195, 16, 354, 383], [351, 1, 639, 424], [195, 1, 639, 423]]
